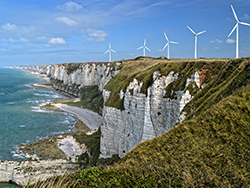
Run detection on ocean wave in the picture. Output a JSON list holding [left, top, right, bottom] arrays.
[[34, 93, 50, 97], [12, 150, 33, 159], [50, 131, 65, 135], [0, 93, 5, 95], [63, 119, 70, 124], [6, 102, 15, 104], [19, 125, 26, 128], [31, 107, 51, 113], [38, 101, 50, 106], [33, 100, 47, 105]]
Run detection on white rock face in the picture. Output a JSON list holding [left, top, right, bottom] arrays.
[[15, 62, 121, 92], [100, 71, 200, 158], [58, 135, 86, 163], [0, 160, 78, 186]]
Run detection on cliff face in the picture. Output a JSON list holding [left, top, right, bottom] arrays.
[[11, 58, 226, 159], [15, 62, 121, 95], [100, 71, 200, 158]]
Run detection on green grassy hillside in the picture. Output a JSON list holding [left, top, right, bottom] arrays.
[[29, 58, 250, 187]]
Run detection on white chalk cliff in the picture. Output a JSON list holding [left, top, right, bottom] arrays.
[[100, 71, 200, 158], [14, 62, 121, 94]]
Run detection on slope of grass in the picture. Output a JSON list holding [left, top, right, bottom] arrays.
[[65, 67, 250, 187], [183, 57, 250, 119]]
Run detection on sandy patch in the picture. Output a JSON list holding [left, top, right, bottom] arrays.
[[55, 104, 103, 129]]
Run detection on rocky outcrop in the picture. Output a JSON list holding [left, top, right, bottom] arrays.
[[0, 160, 78, 186], [100, 71, 201, 158]]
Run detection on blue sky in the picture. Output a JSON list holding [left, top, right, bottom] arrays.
[[1, 0, 250, 66]]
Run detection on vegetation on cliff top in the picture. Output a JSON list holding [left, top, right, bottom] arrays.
[[62, 61, 117, 75], [104, 57, 227, 109], [26, 57, 250, 187]]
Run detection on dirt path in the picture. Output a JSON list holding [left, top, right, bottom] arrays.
[[55, 104, 103, 129]]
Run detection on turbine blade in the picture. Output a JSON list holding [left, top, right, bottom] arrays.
[[187, 26, 196, 35], [230, 5, 239, 22], [144, 38, 146, 46], [162, 43, 168, 50], [170, 41, 178, 44], [137, 46, 143, 50], [111, 49, 116, 53], [197, 30, 206, 35], [145, 46, 151, 52], [239, 22, 250, 27], [109, 43, 111, 49], [228, 24, 237, 37], [104, 50, 109, 54], [164, 32, 169, 42]]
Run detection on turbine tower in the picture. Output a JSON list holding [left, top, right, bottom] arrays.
[[228, 5, 250, 58], [162, 32, 178, 59], [187, 26, 206, 59], [104, 43, 116, 62], [137, 38, 151, 56]]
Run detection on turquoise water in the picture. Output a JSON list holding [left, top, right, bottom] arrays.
[[0, 68, 77, 161]]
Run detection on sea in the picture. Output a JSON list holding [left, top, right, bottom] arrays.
[[0, 68, 77, 161]]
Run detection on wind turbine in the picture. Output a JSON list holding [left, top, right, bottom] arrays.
[[162, 33, 178, 59], [137, 38, 151, 56], [228, 5, 250, 58], [187, 26, 206, 59], [104, 43, 116, 62]]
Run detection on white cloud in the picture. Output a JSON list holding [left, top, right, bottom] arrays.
[[2, 23, 17, 31], [210, 39, 223, 44], [226, 39, 236, 44], [48, 37, 67, 45], [55, 17, 78, 26], [82, 28, 108, 42], [215, 46, 220, 50], [127, 53, 136, 56], [2, 37, 30, 44], [56, 1, 83, 12], [125, 2, 166, 16], [243, 14, 250, 20], [1, 23, 34, 35]]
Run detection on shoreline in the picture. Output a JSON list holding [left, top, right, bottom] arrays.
[[16, 83, 102, 162], [0, 84, 87, 186]]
